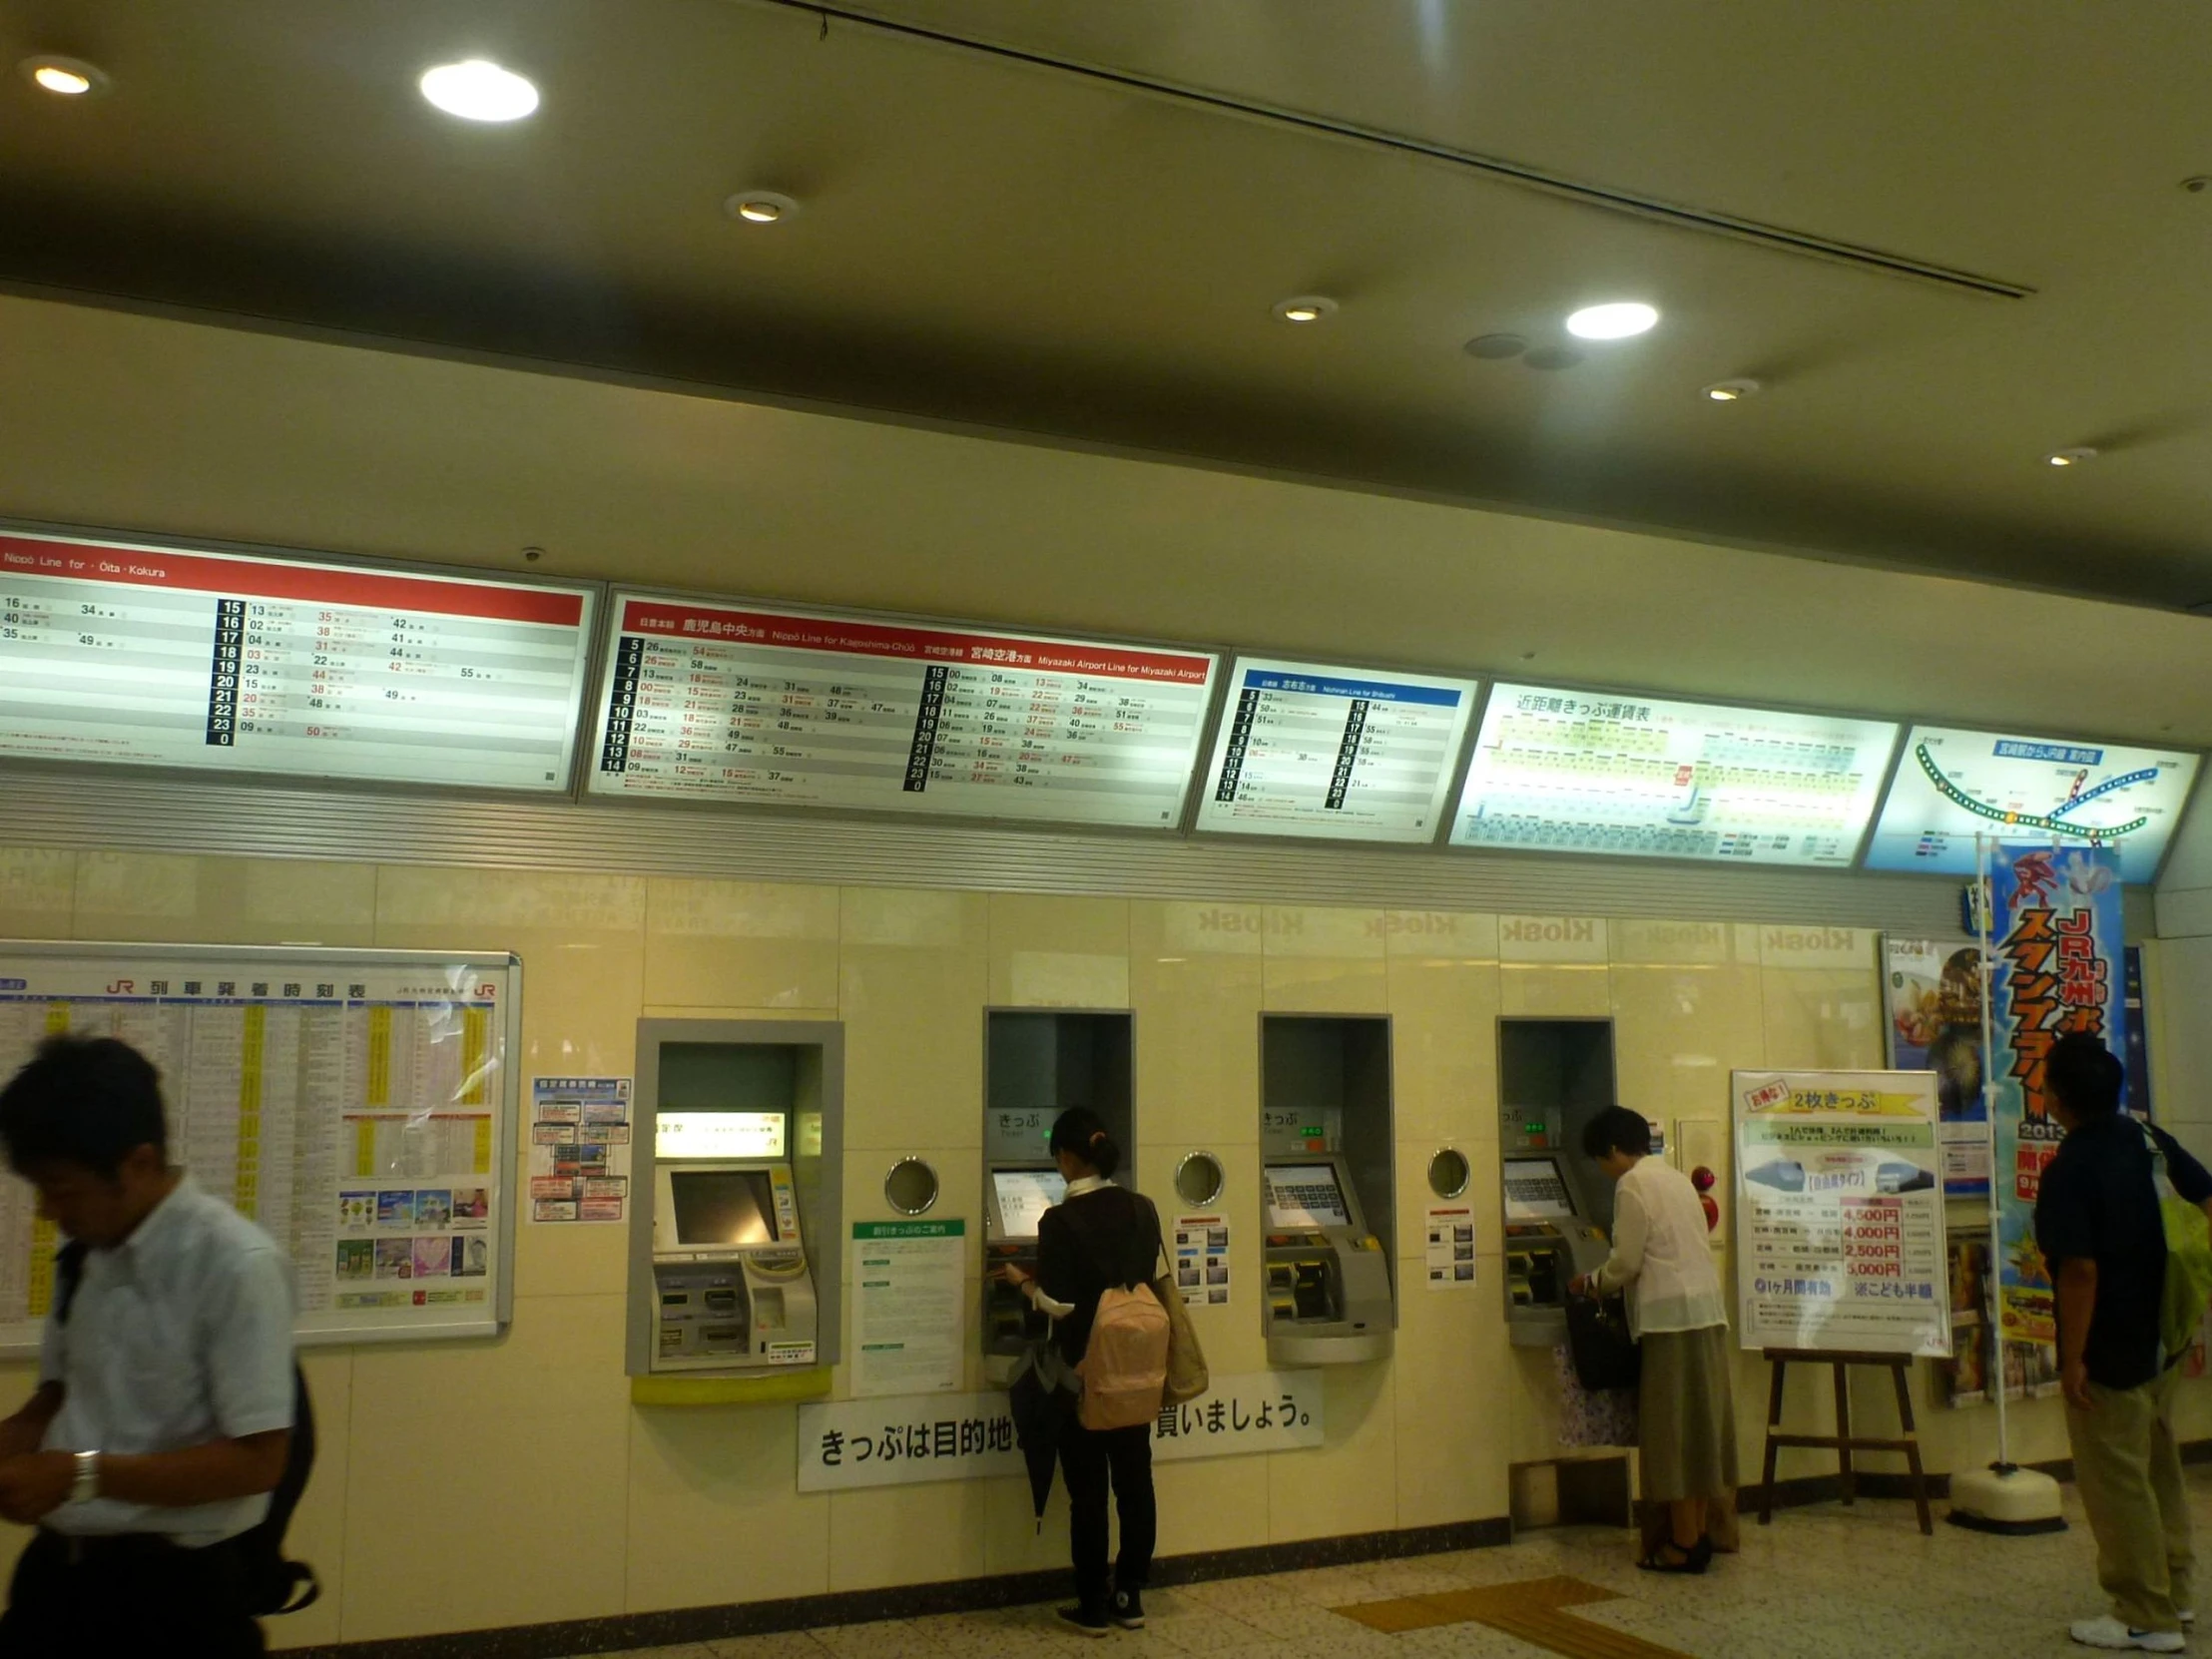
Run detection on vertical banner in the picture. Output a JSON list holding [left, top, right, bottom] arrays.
[[1988, 843, 2126, 1353], [1883, 937, 1990, 1198], [1732, 1069, 1951, 1357]]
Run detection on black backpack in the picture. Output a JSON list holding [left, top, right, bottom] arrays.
[[55, 1239, 320, 1616]]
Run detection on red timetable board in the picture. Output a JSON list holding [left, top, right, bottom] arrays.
[[0, 531, 596, 792], [588, 595, 1218, 827]]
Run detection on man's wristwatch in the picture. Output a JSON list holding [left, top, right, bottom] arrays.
[[67, 1449, 99, 1505]]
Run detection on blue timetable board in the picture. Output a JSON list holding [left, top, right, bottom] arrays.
[[1194, 658, 1479, 842]]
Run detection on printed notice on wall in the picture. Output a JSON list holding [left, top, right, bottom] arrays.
[[527, 1077, 631, 1223], [851, 1219, 966, 1397], [1172, 1213, 1231, 1307], [1424, 1205, 1477, 1290], [798, 1371, 1323, 1492], [1732, 1069, 1951, 1358]]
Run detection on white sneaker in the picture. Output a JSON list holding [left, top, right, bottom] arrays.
[[2070, 1614, 2186, 1652]]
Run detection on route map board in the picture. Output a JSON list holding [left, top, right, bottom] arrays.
[[0, 530, 596, 793], [1194, 658, 1478, 842], [588, 593, 1218, 829], [0, 944, 519, 1354], [1448, 684, 1899, 865], [1867, 725, 2203, 882]]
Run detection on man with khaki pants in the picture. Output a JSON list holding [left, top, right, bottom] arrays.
[[2035, 1033, 2212, 1654]]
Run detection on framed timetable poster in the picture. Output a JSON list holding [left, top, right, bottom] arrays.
[[1866, 724, 2201, 882], [0, 527, 597, 793], [1194, 658, 1478, 842], [587, 593, 1218, 829], [1450, 683, 1899, 865], [0, 942, 519, 1353]]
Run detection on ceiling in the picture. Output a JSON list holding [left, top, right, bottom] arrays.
[[1, 1, 2210, 609]]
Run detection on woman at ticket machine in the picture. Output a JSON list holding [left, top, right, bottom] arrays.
[[1566, 1106, 1737, 1575]]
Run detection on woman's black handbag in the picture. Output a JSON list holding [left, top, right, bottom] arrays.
[[1565, 1292, 1642, 1391]]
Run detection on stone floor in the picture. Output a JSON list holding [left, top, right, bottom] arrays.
[[581, 1469, 2210, 1659]]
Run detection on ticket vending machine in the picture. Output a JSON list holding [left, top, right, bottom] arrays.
[[1259, 1015, 1394, 1365], [627, 1020, 842, 1378], [1498, 1018, 1616, 1349], [981, 1011, 1132, 1379]]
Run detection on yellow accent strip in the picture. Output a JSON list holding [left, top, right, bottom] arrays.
[[472, 1117, 493, 1176], [1336, 1577, 1695, 1659], [236, 1005, 265, 1217], [353, 1118, 377, 1179], [459, 1007, 489, 1106], [25, 1221, 56, 1319], [365, 1006, 391, 1107], [42, 1004, 68, 1036], [629, 1369, 832, 1407]]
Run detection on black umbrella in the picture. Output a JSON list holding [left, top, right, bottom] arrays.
[[1007, 1337, 1078, 1530]]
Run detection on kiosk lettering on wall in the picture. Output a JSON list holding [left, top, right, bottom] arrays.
[[0, 942, 518, 1349], [1732, 1069, 1951, 1357]]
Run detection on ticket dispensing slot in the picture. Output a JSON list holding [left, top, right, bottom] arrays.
[[1498, 1018, 1616, 1350], [627, 1021, 842, 1379], [1260, 1015, 1394, 1366], [1501, 1152, 1610, 1348]]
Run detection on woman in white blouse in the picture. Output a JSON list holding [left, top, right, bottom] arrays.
[[1568, 1106, 1737, 1573]]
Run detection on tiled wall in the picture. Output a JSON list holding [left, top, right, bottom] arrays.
[[0, 846, 2201, 1648]]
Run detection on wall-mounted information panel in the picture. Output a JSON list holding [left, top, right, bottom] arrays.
[[588, 593, 1218, 828], [0, 530, 596, 792], [1866, 724, 2202, 883], [0, 943, 518, 1354], [1449, 684, 1898, 866], [1194, 658, 1478, 843]]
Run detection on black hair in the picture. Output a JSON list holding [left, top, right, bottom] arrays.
[[0, 1035, 168, 1180], [2045, 1031, 2124, 1118], [1580, 1105, 1652, 1162], [1048, 1106, 1121, 1179]]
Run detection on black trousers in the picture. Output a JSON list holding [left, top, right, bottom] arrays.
[[0, 1527, 265, 1656], [1058, 1419, 1155, 1612]]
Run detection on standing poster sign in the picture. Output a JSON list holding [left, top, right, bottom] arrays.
[[1987, 843, 2126, 1353], [1882, 937, 1991, 1198], [1732, 1069, 1951, 1357]]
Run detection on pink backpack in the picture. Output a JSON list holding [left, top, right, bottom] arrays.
[[1076, 1283, 1170, 1429]]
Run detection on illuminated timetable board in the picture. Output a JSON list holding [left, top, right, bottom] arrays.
[[1195, 658, 1478, 842], [1449, 684, 1899, 865], [588, 594, 1217, 828], [0, 531, 595, 791]]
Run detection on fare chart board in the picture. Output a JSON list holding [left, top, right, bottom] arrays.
[[1449, 684, 1899, 865], [588, 594, 1218, 828], [1866, 725, 2203, 882], [1194, 658, 1478, 842], [0, 530, 595, 792], [0, 945, 518, 1354]]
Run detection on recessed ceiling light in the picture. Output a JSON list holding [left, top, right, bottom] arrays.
[[2047, 446, 2098, 467], [1464, 333, 1527, 360], [419, 59, 539, 123], [1273, 295, 1338, 324], [724, 191, 801, 225], [20, 55, 109, 97], [1703, 378, 1762, 401], [1565, 301, 1660, 340]]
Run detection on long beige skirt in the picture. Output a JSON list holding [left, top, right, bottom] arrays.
[[1638, 1325, 1740, 1503]]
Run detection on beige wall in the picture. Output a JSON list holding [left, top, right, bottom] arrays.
[[0, 845, 2204, 1647]]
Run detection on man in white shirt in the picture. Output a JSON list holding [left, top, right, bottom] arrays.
[[0, 1035, 294, 1656]]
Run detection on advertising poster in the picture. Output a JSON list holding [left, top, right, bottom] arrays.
[[1423, 1205, 1478, 1290], [1171, 1214, 1231, 1307], [851, 1219, 966, 1397], [2124, 945, 2154, 1119], [527, 1077, 631, 1223], [1936, 1236, 2061, 1407], [1883, 937, 1991, 1198], [1732, 1070, 1950, 1357], [1988, 843, 2126, 1352]]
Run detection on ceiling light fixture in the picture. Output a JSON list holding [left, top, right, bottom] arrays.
[[2047, 446, 2098, 467], [20, 55, 109, 97], [1273, 295, 1338, 324], [419, 59, 539, 123], [724, 191, 800, 225], [1703, 378, 1762, 401], [1463, 333, 1527, 360], [1565, 300, 1660, 340]]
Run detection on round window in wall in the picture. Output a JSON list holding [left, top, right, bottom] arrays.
[[1427, 1147, 1471, 1200], [1173, 1151, 1226, 1209], [882, 1156, 940, 1216]]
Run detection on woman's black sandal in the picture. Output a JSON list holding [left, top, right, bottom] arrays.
[[1637, 1537, 1710, 1574]]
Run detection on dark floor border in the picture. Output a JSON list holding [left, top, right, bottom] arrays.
[[285, 1515, 1512, 1659]]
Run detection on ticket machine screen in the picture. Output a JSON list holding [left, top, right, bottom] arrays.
[[991, 1169, 1066, 1238], [1503, 1157, 1578, 1222], [670, 1168, 780, 1246], [1265, 1164, 1353, 1230]]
